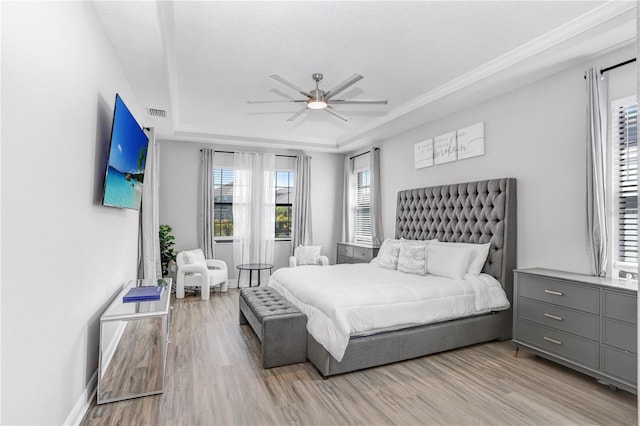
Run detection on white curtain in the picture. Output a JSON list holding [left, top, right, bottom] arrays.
[[370, 147, 384, 246], [292, 153, 312, 250], [586, 67, 608, 277], [199, 148, 216, 258], [341, 154, 355, 243], [139, 128, 162, 279], [233, 152, 276, 286]]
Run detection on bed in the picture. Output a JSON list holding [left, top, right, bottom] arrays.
[[270, 177, 517, 377]]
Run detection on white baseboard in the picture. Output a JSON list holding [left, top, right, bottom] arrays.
[[63, 369, 97, 426]]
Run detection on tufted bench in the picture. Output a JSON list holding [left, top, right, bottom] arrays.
[[239, 287, 307, 368]]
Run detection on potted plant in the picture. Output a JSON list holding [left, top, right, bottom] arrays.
[[159, 224, 177, 276]]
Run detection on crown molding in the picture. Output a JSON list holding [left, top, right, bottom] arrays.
[[337, 0, 637, 148]]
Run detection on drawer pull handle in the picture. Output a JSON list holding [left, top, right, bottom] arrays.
[[544, 313, 563, 321], [543, 336, 562, 345], [544, 289, 563, 296]]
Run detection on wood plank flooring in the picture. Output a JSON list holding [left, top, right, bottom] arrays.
[[82, 289, 637, 425]]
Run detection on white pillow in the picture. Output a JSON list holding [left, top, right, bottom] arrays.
[[374, 238, 402, 270], [397, 239, 429, 275], [296, 246, 322, 265], [182, 249, 206, 265], [426, 243, 474, 280], [430, 241, 491, 275]]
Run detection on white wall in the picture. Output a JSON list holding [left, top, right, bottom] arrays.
[[377, 45, 637, 275], [158, 141, 343, 280], [2, 2, 145, 424]]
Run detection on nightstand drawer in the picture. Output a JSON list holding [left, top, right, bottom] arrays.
[[337, 244, 353, 257], [517, 297, 599, 340], [516, 320, 599, 369], [602, 345, 637, 384], [337, 254, 352, 264], [518, 275, 599, 314], [604, 291, 637, 324], [603, 318, 637, 353]]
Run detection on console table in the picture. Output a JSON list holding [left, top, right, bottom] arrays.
[[513, 268, 637, 394], [97, 278, 172, 404]]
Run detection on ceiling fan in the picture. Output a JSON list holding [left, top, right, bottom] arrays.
[[247, 73, 388, 122]]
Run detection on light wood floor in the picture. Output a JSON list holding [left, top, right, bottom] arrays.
[[82, 289, 637, 425]]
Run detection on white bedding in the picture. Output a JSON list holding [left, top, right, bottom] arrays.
[[268, 263, 510, 361]]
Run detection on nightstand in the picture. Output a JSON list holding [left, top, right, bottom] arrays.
[[336, 242, 379, 264]]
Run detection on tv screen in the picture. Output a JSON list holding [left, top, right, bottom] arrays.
[[102, 94, 149, 210]]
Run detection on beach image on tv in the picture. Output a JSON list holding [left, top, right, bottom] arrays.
[[103, 94, 149, 210]]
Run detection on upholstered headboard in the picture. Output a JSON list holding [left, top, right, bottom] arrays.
[[395, 178, 517, 299]]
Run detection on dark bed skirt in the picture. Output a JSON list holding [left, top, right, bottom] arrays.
[[307, 309, 512, 377]]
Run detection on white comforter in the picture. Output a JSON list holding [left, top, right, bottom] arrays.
[[268, 263, 510, 361]]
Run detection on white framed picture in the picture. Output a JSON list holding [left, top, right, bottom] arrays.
[[433, 131, 457, 165], [414, 138, 434, 169], [457, 122, 485, 160]]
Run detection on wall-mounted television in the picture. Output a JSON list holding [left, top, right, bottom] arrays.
[[102, 94, 149, 210]]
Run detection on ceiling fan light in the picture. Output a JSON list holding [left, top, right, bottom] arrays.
[[307, 98, 328, 110]]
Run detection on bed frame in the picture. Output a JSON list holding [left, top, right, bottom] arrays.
[[307, 177, 517, 377]]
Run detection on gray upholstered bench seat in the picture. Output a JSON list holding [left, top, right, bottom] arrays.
[[239, 287, 307, 368]]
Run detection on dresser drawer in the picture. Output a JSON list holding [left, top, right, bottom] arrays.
[[336, 254, 353, 264], [516, 320, 599, 369], [604, 291, 637, 324], [518, 275, 599, 314], [602, 345, 637, 384], [603, 318, 637, 353], [517, 297, 599, 340], [353, 246, 373, 261], [337, 244, 353, 257]]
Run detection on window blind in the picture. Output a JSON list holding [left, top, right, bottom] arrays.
[[614, 101, 638, 267], [355, 169, 372, 241]]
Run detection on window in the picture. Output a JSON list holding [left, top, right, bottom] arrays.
[[213, 168, 234, 238], [611, 97, 638, 274], [275, 170, 294, 239], [212, 168, 294, 239], [355, 168, 372, 242]]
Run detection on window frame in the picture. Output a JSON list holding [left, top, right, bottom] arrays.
[[354, 166, 372, 243], [274, 169, 294, 241], [609, 95, 638, 277], [212, 166, 294, 242], [212, 167, 235, 241]]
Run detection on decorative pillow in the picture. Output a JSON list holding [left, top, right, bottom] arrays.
[[296, 246, 322, 265], [426, 243, 474, 280], [430, 241, 491, 275], [397, 239, 429, 275], [182, 249, 205, 265], [375, 238, 402, 270]]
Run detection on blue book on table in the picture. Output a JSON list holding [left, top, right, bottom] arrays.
[[123, 286, 164, 302]]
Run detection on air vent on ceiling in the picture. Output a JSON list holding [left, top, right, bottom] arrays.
[[147, 108, 167, 118]]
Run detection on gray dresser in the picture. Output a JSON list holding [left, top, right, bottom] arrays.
[[336, 242, 379, 264], [513, 268, 637, 394]]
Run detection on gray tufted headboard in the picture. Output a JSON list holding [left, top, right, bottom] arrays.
[[395, 178, 517, 300]]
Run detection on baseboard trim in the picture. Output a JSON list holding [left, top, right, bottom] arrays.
[[63, 369, 97, 426]]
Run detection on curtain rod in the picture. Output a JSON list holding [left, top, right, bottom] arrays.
[[350, 147, 379, 160], [199, 149, 297, 159], [601, 58, 636, 75]]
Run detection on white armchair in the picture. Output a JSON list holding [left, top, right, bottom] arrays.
[[289, 246, 329, 267], [176, 248, 228, 301]]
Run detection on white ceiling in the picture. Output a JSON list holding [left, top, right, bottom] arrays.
[[92, 1, 637, 153]]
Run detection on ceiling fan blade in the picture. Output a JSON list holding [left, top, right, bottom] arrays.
[[325, 74, 363, 99], [270, 75, 311, 98], [286, 107, 307, 122], [324, 107, 348, 122], [330, 99, 388, 105], [247, 100, 306, 104]]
